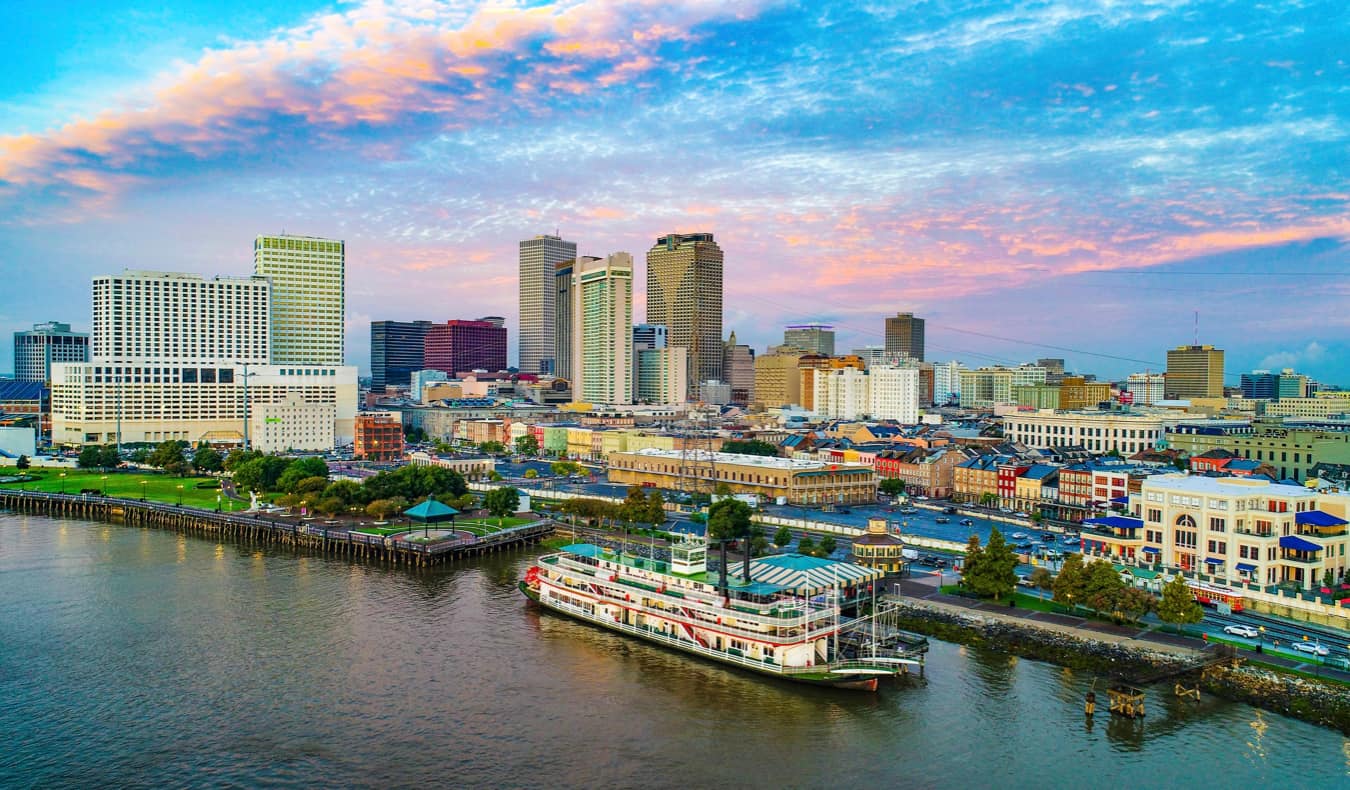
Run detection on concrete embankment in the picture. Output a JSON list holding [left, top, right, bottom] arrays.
[[889, 597, 1350, 734]]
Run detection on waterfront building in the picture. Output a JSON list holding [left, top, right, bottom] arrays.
[[753, 349, 805, 409], [1165, 344, 1224, 400], [1002, 409, 1176, 456], [645, 233, 723, 398], [1087, 475, 1350, 590], [932, 361, 965, 406], [852, 517, 909, 574], [1126, 373, 1165, 406], [571, 253, 633, 405], [608, 448, 876, 505], [783, 324, 835, 356], [254, 234, 345, 365], [424, 320, 508, 375], [869, 365, 921, 424], [519, 234, 578, 376], [1165, 420, 1350, 482], [883, 312, 924, 362], [636, 347, 688, 405], [13, 322, 88, 383], [722, 332, 755, 404], [355, 411, 404, 461], [370, 320, 432, 390]]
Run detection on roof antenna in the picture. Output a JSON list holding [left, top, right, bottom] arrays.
[[1193, 310, 1198, 345]]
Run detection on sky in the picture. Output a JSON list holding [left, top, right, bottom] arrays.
[[1, 0, 1346, 385]]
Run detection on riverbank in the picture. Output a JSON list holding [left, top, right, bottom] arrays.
[[887, 595, 1350, 734]]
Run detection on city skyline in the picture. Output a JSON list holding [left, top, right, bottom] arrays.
[[1, 0, 1346, 382]]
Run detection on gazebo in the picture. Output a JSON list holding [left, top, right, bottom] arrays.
[[404, 498, 459, 538]]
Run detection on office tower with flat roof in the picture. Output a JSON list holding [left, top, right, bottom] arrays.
[[632, 323, 668, 401], [723, 331, 755, 404], [884, 312, 925, 362], [572, 253, 634, 405], [637, 347, 688, 405], [553, 256, 598, 382], [370, 320, 432, 390], [424, 319, 507, 375], [1165, 344, 1224, 399], [851, 345, 887, 369], [14, 321, 89, 382], [519, 234, 578, 375], [783, 323, 835, 356], [253, 234, 345, 365], [646, 232, 723, 398]]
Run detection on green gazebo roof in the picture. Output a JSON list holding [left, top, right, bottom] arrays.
[[404, 499, 460, 522]]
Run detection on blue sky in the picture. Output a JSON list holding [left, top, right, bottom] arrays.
[[1, 0, 1346, 384]]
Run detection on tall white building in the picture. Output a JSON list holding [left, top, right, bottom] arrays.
[[1126, 373, 1166, 405], [51, 269, 356, 450], [869, 365, 921, 423], [932, 360, 965, 405], [519, 234, 578, 375], [814, 367, 870, 420], [13, 321, 89, 382], [637, 347, 688, 405], [254, 234, 345, 365], [571, 253, 633, 405]]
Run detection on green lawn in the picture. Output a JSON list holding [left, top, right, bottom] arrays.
[[0, 467, 230, 509], [455, 516, 534, 536]]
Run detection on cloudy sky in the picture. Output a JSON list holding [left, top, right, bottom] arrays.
[[2, 0, 1346, 384]]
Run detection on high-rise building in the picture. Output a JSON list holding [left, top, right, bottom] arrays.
[[424, 320, 507, 375], [572, 253, 633, 405], [370, 320, 432, 390], [519, 234, 578, 375], [1277, 369, 1309, 400], [253, 234, 345, 365], [632, 324, 668, 401], [783, 324, 835, 355], [13, 321, 89, 382], [637, 347, 687, 405], [51, 269, 356, 450], [553, 256, 597, 381], [870, 365, 921, 423], [1165, 344, 1224, 399], [851, 346, 887, 369], [1126, 373, 1165, 405], [752, 349, 804, 409], [646, 233, 723, 397], [1037, 358, 1066, 376], [798, 354, 866, 412], [883, 312, 925, 362], [1240, 370, 1278, 400], [813, 367, 870, 420], [722, 331, 755, 404], [932, 361, 965, 405]]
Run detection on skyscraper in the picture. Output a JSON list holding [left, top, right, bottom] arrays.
[[13, 321, 88, 382], [1165, 344, 1224, 399], [722, 331, 755, 404], [370, 320, 432, 390], [884, 312, 925, 361], [572, 253, 633, 405], [424, 320, 507, 375], [519, 234, 577, 375], [783, 324, 835, 355], [632, 323, 668, 401], [646, 233, 723, 397], [254, 234, 345, 365], [553, 256, 598, 382]]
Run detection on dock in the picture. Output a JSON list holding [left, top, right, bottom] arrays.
[[0, 490, 553, 567]]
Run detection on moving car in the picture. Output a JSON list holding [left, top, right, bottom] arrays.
[[1223, 625, 1259, 639], [960, 518, 974, 526], [935, 516, 950, 524], [943, 507, 959, 515], [1016, 574, 1036, 587], [1291, 641, 1330, 657]]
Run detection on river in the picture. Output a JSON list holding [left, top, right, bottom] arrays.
[[1, 513, 1347, 788]]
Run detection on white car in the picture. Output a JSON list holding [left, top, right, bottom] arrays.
[[1291, 641, 1330, 657], [1223, 625, 1259, 639]]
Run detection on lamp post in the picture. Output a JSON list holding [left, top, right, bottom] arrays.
[[1259, 625, 1265, 652], [140, 480, 148, 501], [59, 472, 66, 494], [176, 484, 184, 507], [100, 475, 108, 496]]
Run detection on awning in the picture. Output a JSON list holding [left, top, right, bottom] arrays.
[[1129, 567, 1160, 579], [1110, 496, 1129, 504], [1141, 546, 1161, 554], [1083, 515, 1144, 530], [1296, 510, 1349, 528], [1279, 535, 1322, 552], [1235, 562, 1257, 572], [1204, 557, 1224, 565]]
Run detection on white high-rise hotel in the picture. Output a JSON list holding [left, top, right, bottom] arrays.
[[51, 235, 357, 451], [571, 253, 634, 405]]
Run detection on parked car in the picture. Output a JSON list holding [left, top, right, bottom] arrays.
[[1291, 641, 1330, 657], [1014, 511, 1030, 518], [960, 518, 974, 526], [1223, 625, 1259, 639], [943, 506, 958, 515], [1016, 574, 1036, 587], [935, 517, 950, 524]]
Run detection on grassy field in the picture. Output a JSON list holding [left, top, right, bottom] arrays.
[[455, 516, 534, 536], [0, 467, 229, 509]]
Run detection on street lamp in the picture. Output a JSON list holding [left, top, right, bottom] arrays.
[[176, 484, 184, 506], [59, 472, 66, 494], [1259, 625, 1265, 651], [140, 480, 148, 501], [100, 475, 108, 496]]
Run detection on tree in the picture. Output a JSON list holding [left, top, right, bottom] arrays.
[[293, 476, 329, 497], [718, 439, 778, 457], [979, 492, 998, 507], [365, 498, 405, 521], [147, 440, 190, 475], [707, 498, 757, 581], [478, 440, 506, 456], [488, 470, 503, 482], [1323, 569, 1335, 589], [818, 535, 837, 557], [1052, 552, 1087, 607], [524, 468, 538, 479], [315, 496, 346, 518], [643, 490, 666, 526], [193, 445, 223, 473], [321, 479, 364, 507], [774, 526, 793, 549], [960, 535, 984, 589], [515, 435, 539, 457], [1113, 587, 1157, 624], [78, 446, 102, 469], [550, 461, 581, 477], [879, 478, 906, 497], [484, 486, 521, 525], [98, 445, 121, 470], [1030, 567, 1054, 590], [231, 457, 266, 493], [797, 535, 815, 556], [1156, 574, 1204, 628], [619, 486, 651, 526], [1083, 560, 1126, 614], [15, 455, 29, 471], [966, 527, 1017, 600], [224, 449, 262, 472], [714, 481, 733, 498]]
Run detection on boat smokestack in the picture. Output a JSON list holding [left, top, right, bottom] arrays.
[[719, 540, 729, 593]]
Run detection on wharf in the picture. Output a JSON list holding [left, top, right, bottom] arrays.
[[0, 490, 553, 567]]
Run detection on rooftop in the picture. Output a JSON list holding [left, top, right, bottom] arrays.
[[620, 447, 869, 471], [1140, 473, 1316, 498]]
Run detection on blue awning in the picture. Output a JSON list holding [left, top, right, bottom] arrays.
[[1235, 562, 1257, 572], [1083, 515, 1144, 530], [1279, 535, 1322, 552], [1204, 557, 1224, 565], [1296, 510, 1348, 528], [1141, 546, 1161, 554], [1110, 496, 1129, 504]]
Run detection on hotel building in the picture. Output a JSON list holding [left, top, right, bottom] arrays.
[[646, 233, 723, 398], [571, 253, 634, 405], [1002, 409, 1178, 456], [254, 234, 345, 366], [13, 322, 89, 383], [519, 234, 578, 375]]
